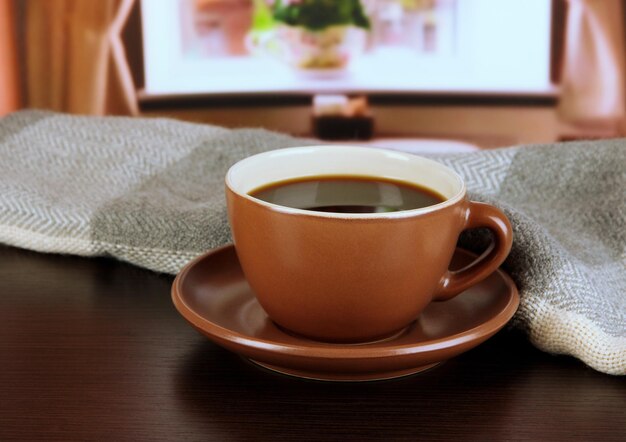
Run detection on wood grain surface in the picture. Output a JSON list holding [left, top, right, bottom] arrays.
[[0, 245, 624, 441]]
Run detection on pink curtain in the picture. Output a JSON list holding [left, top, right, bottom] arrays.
[[0, 0, 20, 115], [558, 0, 626, 133], [25, 0, 138, 116]]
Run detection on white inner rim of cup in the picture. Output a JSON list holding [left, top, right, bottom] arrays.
[[226, 145, 466, 218]]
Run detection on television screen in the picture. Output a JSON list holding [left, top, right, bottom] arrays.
[[141, 0, 553, 97]]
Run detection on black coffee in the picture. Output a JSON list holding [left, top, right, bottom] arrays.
[[249, 176, 446, 213]]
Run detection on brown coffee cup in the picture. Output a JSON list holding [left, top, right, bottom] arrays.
[[226, 146, 513, 343]]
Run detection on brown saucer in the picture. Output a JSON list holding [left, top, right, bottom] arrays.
[[172, 245, 519, 381]]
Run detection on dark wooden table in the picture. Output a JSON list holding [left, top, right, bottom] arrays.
[[1, 245, 624, 441]]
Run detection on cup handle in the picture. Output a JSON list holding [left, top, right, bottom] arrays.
[[434, 201, 513, 301]]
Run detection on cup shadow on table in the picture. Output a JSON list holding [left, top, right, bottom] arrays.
[[173, 331, 534, 441]]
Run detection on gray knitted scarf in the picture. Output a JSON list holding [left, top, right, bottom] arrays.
[[1, 110, 624, 375]]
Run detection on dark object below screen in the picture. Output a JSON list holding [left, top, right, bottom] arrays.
[[312, 115, 374, 140]]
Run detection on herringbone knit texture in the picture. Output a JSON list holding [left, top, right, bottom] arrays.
[[0, 111, 624, 375]]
